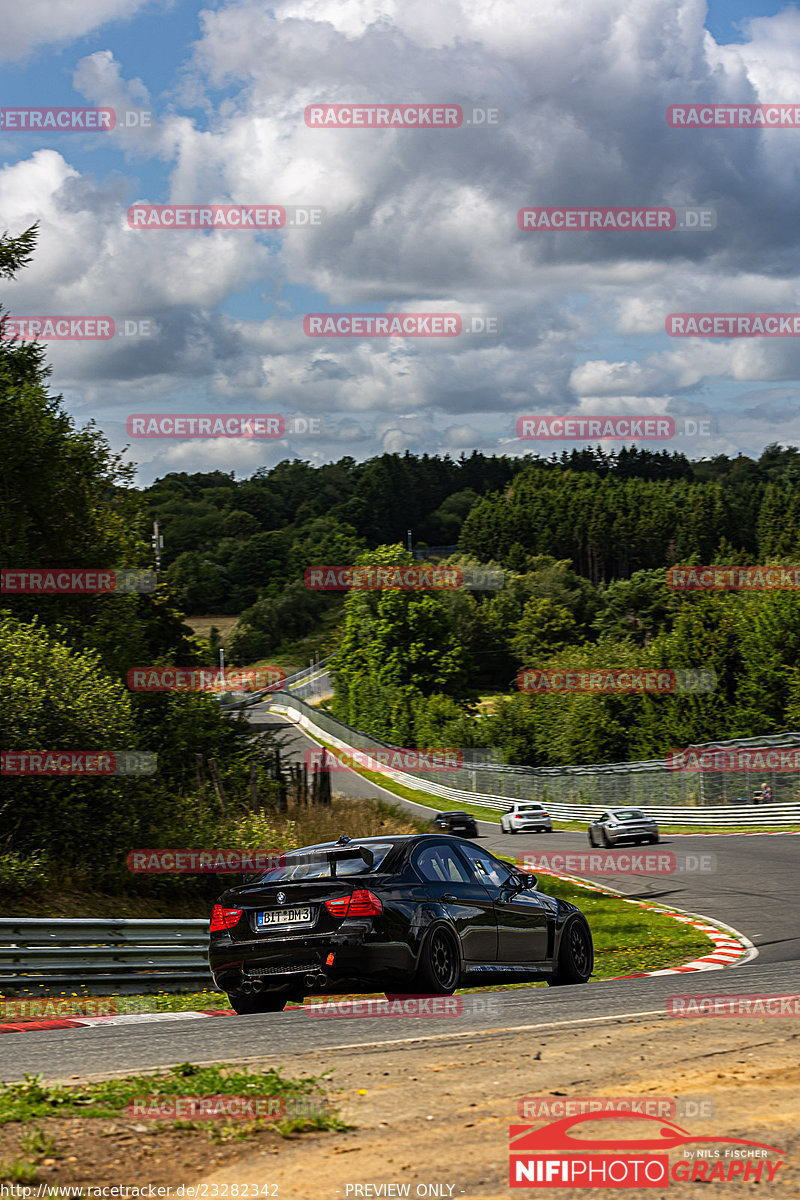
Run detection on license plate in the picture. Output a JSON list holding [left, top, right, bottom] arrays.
[[256, 907, 313, 927]]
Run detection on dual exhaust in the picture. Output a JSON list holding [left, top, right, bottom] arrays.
[[241, 971, 327, 994]]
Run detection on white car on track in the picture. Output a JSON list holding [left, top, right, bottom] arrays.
[[500, 801, 552, 834]]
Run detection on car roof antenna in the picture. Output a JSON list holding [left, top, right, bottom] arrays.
[[335, 834, 351, 845]]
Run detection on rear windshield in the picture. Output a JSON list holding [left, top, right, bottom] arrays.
[[613, 810, 646, 821], [517, 805, 543, 813], [256, 843, 394, 881]]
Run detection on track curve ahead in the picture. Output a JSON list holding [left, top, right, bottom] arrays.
[[1, 707, 797, 1082]]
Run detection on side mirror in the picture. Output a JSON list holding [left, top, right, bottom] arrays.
[[521, 872, 537, 888]]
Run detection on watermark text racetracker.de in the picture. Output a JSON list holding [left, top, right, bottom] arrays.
[[0, 998, 119, 1019], [305, 564, 504, 591], [518, 206, 716, 231], [667, 103, 800, 126], [125, 1094, 326, 1120], [517, 1096, 715, 1120], [127, 667, 285, 693], [1, 106, 153, 131], [2, 751, 156, 776], [668, 746, 800, 772], [519, 850, 716, 876], [304, 313, 500, 337], [304, 103, 501, 127], [667, 313, 800, 336], [667, 565, 800, 591], [517, 668, 717, 694], [128, 849, 286, 874], [127, 205, 324, 229], [1, 569, 155, 593], [516, 415, 712, 440], [304, 747, 464, 772], [668, 994, 800, 1017], [1, 316, 154, 340], [306, 995, 500, 1018], [126, 414, 321, 438]]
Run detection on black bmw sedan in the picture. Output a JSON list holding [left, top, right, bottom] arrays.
[[432, 810, 479, 837], [209, 834, 593, 1013]]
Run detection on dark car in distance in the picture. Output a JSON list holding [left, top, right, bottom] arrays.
[[432, 810, 479, 838], [209, 833, 594, 1013]]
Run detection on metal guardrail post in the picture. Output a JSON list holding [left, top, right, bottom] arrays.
[[0, 919, 212, 995]]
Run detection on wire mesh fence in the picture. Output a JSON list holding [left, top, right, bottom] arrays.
[[265, 692, 800, 813]]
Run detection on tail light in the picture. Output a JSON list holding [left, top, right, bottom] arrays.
[[324, 889, 383, 918], [210, 904, 243, 932]]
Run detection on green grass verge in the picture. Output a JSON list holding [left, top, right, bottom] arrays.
[[7, 875, 714, 1018], [0, 1063, 345, 1136], [504, 872, 712, 979]]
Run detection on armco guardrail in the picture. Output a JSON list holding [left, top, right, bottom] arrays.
[[218, 655, 334, 710], [0, 919, 212, 994], [265, 694, 800, 825]]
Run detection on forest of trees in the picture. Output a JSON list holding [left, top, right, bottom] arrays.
[[143, 442, 800, 665], [4, 222, 800, 891], [1, 227, 277, 890], [326, 545, 800, 768]]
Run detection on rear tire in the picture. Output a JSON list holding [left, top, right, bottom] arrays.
[[548, 918, 593, 986], [649, 834, 660, 844], [413, 926, 460, 994], [228, 988, 291, 1014]]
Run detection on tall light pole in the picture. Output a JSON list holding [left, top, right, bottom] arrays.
[[151, 520, 164, 573]]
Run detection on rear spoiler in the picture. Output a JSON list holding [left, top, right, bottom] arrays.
[[255, 845, 375, 879]]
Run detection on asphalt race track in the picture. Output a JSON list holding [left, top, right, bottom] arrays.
[[0, 706, 797, 1082]]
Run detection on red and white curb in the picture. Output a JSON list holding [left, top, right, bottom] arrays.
[[0, 881, 756, 1034], [0, 1008, 234, 1035], [667, 830, 800, 837], [532, 868, 756, 978]]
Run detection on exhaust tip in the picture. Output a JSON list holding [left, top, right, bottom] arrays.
[[241, 979, 253, 993], [251, 978, 264, 992]]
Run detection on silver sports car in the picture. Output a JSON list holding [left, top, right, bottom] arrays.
[[588, 807, 659, 847]]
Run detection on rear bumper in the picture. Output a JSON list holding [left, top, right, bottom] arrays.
[[209, 926, 416, 994], [606, 827, 658, 843]]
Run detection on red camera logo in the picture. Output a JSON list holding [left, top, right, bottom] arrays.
[[510, 1112, 784, 1187]]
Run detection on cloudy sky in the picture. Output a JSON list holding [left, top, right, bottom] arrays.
[[1, 0, 798, 484]]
